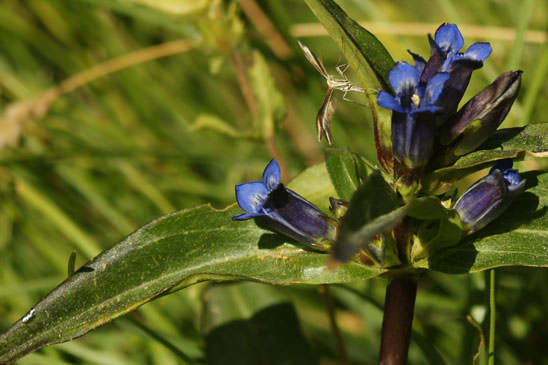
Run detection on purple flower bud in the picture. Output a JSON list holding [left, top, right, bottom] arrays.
[[441, 71, 522, 156], [233, 159, 335, 248], [454, 159, 526, 232]]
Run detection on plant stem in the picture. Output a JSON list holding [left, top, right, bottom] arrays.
[[321, 284, 348, 365], [379, 276, 418, 365], [488, 269, 496, 365]]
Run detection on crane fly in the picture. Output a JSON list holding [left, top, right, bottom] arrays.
[[298, 41, 365, 145]]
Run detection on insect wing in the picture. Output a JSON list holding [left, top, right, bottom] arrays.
[[316, 88, 336, 145], [298, 41, 329, 78]]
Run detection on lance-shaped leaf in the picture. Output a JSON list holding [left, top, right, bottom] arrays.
[[331, 171, 406, 264], [304, 0, 395, 173], [0, 170, 380, 364], [325, 148, 373, 201], [423, 122, 548, 194], [202, 282, 317, 365], [419, 171, 548, 273]]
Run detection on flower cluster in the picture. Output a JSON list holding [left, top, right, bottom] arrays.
[[378, 24, 520, 170], [232, 24, 527, 252], [377, 23, 525, 233]]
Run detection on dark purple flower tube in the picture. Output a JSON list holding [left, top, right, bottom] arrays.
[[454, 159, 526, 232], [441, 70, 522, 156], [233, 159, 335, 248]]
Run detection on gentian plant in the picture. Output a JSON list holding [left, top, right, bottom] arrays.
[[2, 1, 548, 365]]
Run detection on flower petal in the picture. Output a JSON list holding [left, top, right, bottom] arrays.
[[388, 62, 420, 95], [435, 23, 464, 53], [235, 181, 268, 214], [232, 212, 263, 221], [464, 42, 492, 62], [377, 90, 404, 112], [262, 159, 281, 190], [408, 50, 426, 74], [423, 72, 450, 104]]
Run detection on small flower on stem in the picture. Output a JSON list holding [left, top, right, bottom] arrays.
[[233, 159, 336, 248], [454, 159, 526, 232], [412, 24, 492, 119], [377, 62, 449, 169]]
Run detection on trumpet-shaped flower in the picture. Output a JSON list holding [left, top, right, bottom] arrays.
[[454, 159, 526, 232], [377, 62, 449, 169], [233, 159, 335, 247]]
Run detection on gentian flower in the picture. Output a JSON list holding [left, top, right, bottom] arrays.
[[454, 159, 526, 232], [441, 70, 522, 158], [233, 159, 336, 248], [411, 24, 492, 119], [377, 62, 449, 169]]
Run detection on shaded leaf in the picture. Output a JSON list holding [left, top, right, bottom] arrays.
[[0, 203, 379, 364], [332, 171, 405, 264], [422, 171, 548, 273], [325, 148, 371, 201], [202, 282, 317, 365]]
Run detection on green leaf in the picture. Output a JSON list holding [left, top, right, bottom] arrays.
[[249, 50, 287, 139], [189, 114, 258, 139], [325, 148, 372, 201], [332, 170, 405, 264], [123, 0, 210, 14], [0, 203, 380, 363], [286, 162, 336, 213], [421, 171, 548, 273], [423, 123, 548, 194], [303, 0, 395, 173], [202, 282, 317, 365]]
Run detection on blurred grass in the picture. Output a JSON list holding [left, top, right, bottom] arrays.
[[1, 0, 547, 363]]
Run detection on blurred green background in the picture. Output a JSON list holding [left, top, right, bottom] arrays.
[[1, 0, 547, 363]]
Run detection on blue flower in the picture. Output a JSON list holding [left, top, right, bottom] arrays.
[[377, 62, 449, 169], [454, 159, 526, 232], [377, 62, 449, 115], [418, 24, 492, 118], [433, 24, 492, 73], [233, 159, 335, 247]]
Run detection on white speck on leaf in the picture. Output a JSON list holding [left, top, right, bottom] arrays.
[[22, 308, 35, 323]]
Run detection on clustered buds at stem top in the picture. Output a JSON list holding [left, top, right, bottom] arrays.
[[233, 159, 336, 248], [454, 159, 526, 232]]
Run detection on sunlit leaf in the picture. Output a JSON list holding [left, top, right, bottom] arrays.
[[0, 186, 379, 363]]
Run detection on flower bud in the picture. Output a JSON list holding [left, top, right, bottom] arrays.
[[454, 159, 526, 232], [233, 159, 336, 249], [441, 71, 522, 156]]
